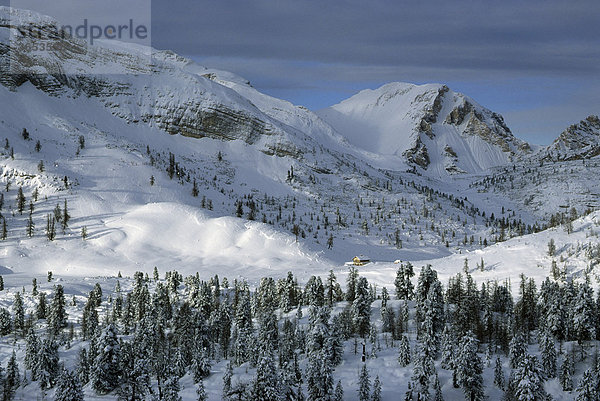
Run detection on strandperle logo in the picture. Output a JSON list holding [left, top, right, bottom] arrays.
[[63, 19, 148, 45], [20, 19, 148, 45]]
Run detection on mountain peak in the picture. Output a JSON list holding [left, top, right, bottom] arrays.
[[543, 115, 600, 161], [317, 82, 530, 176]]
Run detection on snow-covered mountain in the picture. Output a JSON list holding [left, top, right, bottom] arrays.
[[541, 115, 600, 161], [0, 5, 598, 282], [317, 82, 531, 176]]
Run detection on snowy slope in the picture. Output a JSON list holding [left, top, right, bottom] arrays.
[[318, 82, 531, 177]]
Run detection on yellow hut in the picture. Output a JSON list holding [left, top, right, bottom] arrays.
[[352, 255, 370, 266]]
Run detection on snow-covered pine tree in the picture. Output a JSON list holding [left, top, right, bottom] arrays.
[[576, 368, 597, 401], [455, 332, 484, 401], [352, 276, 372, 338], [493, 356, 505, 390], [433, 373, 444, 401], [358, 363, 371, 401], [4, 350, 19, 400], [12, 292, 24, 336], [346, 265, 358, 302], [91, 324, 121, 394], [511, 354, 547, 401], [540, 332, 557, 378], [371, 375, 382, 401], [192, 347, 211, 383], [394, 262, 414, 301], [24, 328, 39, 377], [411, 340, 434, 398], [251, 354, 281, 401], [508, 332, 527, 369], [398, 335, 411, 366], [76, 347, 89, 385], [196, 379, 207, 401], [81, 292, 99, 340], [559, 351, 574, 391], [334, 380, 344, 401], [0, 309, 10, 336], [162, 365, 183, 401], [440, 327, 454, 369], [54, 369, 84, 401], [36, 292, 46, 319], [48, 284, 67, 336], [222, 361, 233, 399], [36, 338, 59, 390]]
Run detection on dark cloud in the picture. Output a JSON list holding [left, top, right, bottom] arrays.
[[152, 0, 600, 76]]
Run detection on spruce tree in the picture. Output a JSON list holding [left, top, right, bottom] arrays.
[[334, 380, 344, 401], [4, 350, 19, 400], [358, 363, 371, 401], [559, 352, 574, 391], [512, 355, 547, 400], [48, 284, 67, 336], [493, 356, 505, 390], [455, 332, 484, 401], [352, 276, 372, 337], [540, 333, 557, 378], [36, 339, 59, 390], [196, 379, 207, 401], [91, 324, 121, 394], [251, 354, 281, 401], [509, 333, 527, 369], [371, 375, 382, 401], [0, 308, 10, 335], [54, 369, 84, 401], [12, 292, 25, 336], [398, 335, 411, 366], [576, 368, 597, 401]]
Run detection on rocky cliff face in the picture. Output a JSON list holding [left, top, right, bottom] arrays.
[[543, 115, 600, 161], [0, 7, 307, 158]]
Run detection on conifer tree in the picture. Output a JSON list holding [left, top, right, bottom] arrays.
[[4, 350, 19, 400], [76, 347, 89, 385], [251, 354, 281, 401], [358, 363, 371, 401], [91, 324, 121, 394], [509, 333, 527, 369], [394, 262, 414, 300], [62, 199, 70, 232], [54, 369, 84, 401], [346, 265, 358, 303], [16, 186, 25, 214], [0, 308, 9, 336], [512, 355, 547, 400], [36, 292, 46, 319], [352, 276, 372, 338], [12, 292, 25, 336], [493, 357, 505, 390], [455, 332, 484, 401], [48, 284, 67, 336], [36, 339, 59, 390], [162, 365, 182, 401], [576, 368, 597, 401], [222, 362, 233, 399], [398, 335, 411, 366], [334, 380, 344, 401], [369, 375, 381, 401], [559, 352, 574, 391], [196, 379, 207, 401], [24, 328, 39, 378], [540, 333, 557, 378]]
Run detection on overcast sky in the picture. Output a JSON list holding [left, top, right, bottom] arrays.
[[147, 0, 600, 145]]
